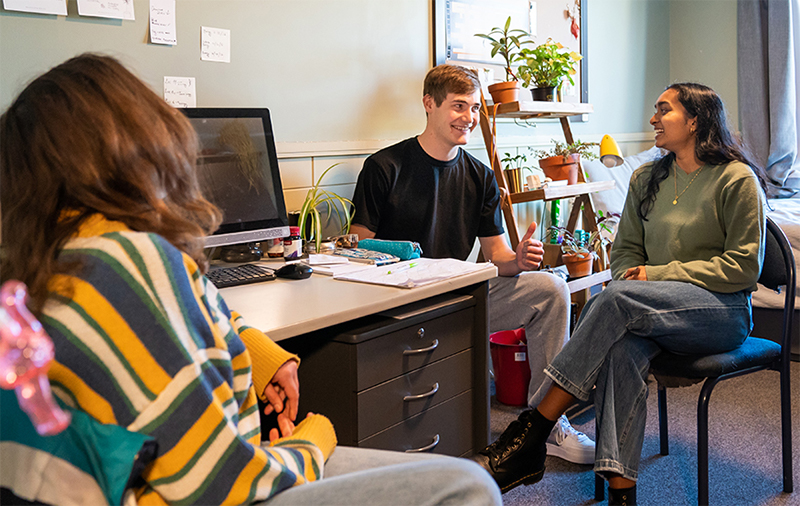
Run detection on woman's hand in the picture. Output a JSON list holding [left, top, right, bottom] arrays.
[[623, 265, 648, 281], [269, 412, 315, 443], [263, 360, 300, 438]]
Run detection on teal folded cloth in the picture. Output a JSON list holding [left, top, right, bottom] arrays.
[[359, 238, 422, 261]]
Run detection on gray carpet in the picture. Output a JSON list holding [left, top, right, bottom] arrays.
[[490, 361, 800, 506]]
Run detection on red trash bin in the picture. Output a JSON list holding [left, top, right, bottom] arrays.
[[489, 328, 531, 406]]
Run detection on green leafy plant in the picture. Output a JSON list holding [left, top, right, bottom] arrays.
[[592, 210, 621, 269], [546, 226, 599, 258], [474, 16, 534, 82], [531, 139, 598, 161], [517, 38, 582, 90], [298, 163, 354, 253], [501, 152, 529, 170]]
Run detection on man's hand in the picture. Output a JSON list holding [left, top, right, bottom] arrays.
[[515, 222, 544, 271], [623, 265, 648, 281], [263, 360, 300, 438]]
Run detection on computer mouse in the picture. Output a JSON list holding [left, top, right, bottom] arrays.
[[275, 263, 313, 280]]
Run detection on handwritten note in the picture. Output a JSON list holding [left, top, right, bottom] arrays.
[[200, 26, 230, 63], [77, 0, 135, 20], [149, 0, 176, 45], [164, 76, 196, 108], [2, 0, 67, 15]]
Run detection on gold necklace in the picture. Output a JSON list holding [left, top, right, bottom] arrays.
[[673, 165, 704, 205]]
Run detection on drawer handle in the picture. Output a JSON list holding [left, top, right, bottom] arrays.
[[405, 434, 440, 453], [403, 339, 439, 355], [403, 382, 439, 401]]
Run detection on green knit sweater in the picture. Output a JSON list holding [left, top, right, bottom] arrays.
[[610, 159, 766, 293]]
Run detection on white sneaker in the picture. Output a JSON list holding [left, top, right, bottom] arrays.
[[545, 415, 595, 464]]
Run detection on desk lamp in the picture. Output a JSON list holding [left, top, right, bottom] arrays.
[[600, 134, 623, 168]]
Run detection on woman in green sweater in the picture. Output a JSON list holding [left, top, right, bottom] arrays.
[[472, 83, 768, 505]]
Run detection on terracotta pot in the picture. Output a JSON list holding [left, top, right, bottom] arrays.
[[488, 81, 521, 104], [562, 252, 594, 278], [538, 154, 580, 185], [531, 86, 557, 102]]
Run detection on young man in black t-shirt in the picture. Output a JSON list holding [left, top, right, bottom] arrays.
[[350, 65, 595, 482]]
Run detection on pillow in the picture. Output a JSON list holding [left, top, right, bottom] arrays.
[[583, 146, 666, 217], [0, 389, 154, 506]]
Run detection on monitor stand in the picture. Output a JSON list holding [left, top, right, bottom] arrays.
[[220, 243, 263, 263]]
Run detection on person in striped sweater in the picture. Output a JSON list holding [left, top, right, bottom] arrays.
[[0, 53, 500, 505]]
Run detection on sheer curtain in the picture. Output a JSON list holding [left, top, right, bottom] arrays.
[[738, 0, 800, 198]]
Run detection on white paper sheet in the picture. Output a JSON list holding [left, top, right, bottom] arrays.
[[163, 76, 196, 108], [200, 26, 230, 63], [77, 0, 134, 20], [334, 258, 487, 288], [149, 0, 176, 45], [2, 0, 66, 15]]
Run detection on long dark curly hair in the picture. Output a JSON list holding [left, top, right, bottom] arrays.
[[637, 83, 769, 220], [0, 54, 221, 314]]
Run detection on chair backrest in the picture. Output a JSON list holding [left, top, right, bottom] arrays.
[[759, 217, 797, 351]]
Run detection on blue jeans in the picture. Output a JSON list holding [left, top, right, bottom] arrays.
[[259, 446, 502, 505], [544, 280, 752, 481]]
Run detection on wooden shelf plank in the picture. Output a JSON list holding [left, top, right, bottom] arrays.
[[488, 101, 594, 119], [567, 269, 612, 293], [509, 180, 616, 204]]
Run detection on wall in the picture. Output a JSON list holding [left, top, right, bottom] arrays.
[[0, 0, 678, 242]]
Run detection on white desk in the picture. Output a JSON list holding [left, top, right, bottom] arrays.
[[219, 263, 497, 456], [220, 263, 497, 341]]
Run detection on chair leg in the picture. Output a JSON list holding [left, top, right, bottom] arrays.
[[658, 384, 669, 455], [595, 474, 604, 501], [780, 365, 794, 493], [697, 378, 719, 506]]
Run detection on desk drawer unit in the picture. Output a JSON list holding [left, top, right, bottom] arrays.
[[283, 292, 486, 455]]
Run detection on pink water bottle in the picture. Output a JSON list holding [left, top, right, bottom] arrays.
[[0, 281, 70, 435]]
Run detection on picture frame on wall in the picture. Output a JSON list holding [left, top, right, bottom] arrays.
[[432, 0, 588, 104]]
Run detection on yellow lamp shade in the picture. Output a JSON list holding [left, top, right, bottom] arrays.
[[600, 134, 623, 168]]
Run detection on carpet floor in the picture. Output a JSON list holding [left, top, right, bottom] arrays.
[[490, 361, 800, 506]]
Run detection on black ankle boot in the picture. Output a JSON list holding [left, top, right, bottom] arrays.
[[470, 409, 556, 493], [608, 485, 636, 506]]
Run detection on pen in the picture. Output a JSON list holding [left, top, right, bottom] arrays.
[[387, 262, 417, 275]]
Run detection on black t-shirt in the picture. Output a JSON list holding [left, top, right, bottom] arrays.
[[351, 137, 505, 260]]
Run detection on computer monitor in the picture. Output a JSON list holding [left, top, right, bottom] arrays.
[[180, 108, 290, 248]]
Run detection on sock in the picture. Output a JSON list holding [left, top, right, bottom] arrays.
[[608, 485, 636, 506]]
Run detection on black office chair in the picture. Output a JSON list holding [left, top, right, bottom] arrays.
[[594, 217, 795, 505]]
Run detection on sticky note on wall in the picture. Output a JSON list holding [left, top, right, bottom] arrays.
[[164, 76, 196, 108], [201, 26, 230, 63]]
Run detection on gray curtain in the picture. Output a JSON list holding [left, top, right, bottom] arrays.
[[738, 0, 800, 198]]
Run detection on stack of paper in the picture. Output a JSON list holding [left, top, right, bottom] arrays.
[[302, 254, 376, 276], [333, 258, 488, 288]]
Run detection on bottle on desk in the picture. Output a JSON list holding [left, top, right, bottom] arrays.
[[283, 226, 303, 260]]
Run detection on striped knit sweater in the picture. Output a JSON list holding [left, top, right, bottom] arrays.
[[42, 214, 337, 505]]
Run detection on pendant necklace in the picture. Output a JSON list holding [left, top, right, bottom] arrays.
[[673, 165, 704, 205]]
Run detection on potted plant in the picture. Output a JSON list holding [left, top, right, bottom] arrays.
[[500, 152, 532, 193], [297, 163, 354, 254], [474, 17, 533, 104], [531, 139, 597, 185], [546, 226, 598, 278], [592, 210, 621, 270], [517, 38, 582, 102]]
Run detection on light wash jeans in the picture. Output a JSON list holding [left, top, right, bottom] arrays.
[[543, 280, 752, 481], [259, 446, 502, 505], [489, 271, 571, 406]]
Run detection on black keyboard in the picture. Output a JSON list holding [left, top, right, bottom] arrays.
[[207, 264, 276, 288]]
